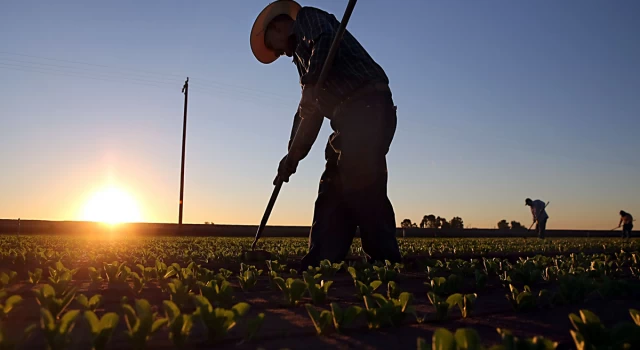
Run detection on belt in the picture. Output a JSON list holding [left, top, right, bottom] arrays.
[[331, 83, 391, 118]]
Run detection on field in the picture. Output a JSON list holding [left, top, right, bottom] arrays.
[[0, 235, 639, 349]]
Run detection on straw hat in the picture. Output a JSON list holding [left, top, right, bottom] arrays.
[[250, 0, 302, 64]]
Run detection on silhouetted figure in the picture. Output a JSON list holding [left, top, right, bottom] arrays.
[[618, 210, 634, 239], [525, 198, 549, 239], [250, 1, 402, 267]]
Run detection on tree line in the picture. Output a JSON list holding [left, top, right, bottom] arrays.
[[400, 215, 464, 229], [496, 219, 527, 232]]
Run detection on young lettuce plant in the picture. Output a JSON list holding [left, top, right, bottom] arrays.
[[363, 292, 416, 328], [29, 268, 43, 285], [81, 310, 119, 350], [241, 312, 265, 344], [491, 328, 558, 350], [103, 261, 130, 288], [26, 309, 80, 350], [446, 293, 477, 318], [273, 277, 306, 307], [237, 264, 263, 292], [356, 280, 383, 300], [34, 284, 77, 319], [506, 285, 536, 312], [87, 267, 104, 285], [387, 281, 402, 299], [423, 327, 483, 350], [200, 279, 235, 308], [167, 279, 192, 310], [330, 303, 363, 333], [305, 304, 332, 335], [193, 296, 250, 343], [76, 294, 103, 312], [123, 298, 168, 350], [303, 272, 333, 304], [427, 292, 451, 321], [163, 300, 195, 348], [569, 309, 640, 350]]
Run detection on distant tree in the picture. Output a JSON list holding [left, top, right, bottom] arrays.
[[425, 215, 438, 228], [497, 220, 510, 231], [510, 221, 525, 232], [450, 216, 464, 229], [419, 215, 427, 229], [438, 217, 451, 230], [204, 221, 215, 225], [400, 219, 414, 228]]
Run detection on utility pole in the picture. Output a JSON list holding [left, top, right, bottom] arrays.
[[178, 77, 189, 226]]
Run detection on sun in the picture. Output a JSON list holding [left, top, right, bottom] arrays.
[[81, 186, 142, 224]]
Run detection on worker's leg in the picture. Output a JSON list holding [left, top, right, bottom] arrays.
[[300, 134, 356, 269], [538, 218, 547, 239], [623, 224, 632, 239], [333, 91, 402, 264]]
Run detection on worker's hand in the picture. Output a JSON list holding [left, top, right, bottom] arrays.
[[274, 153, 299, 185]]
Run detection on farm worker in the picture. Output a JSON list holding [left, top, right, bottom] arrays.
[[618, 210, 634, 239], [249, 0, 402, 267], [525, 198, 549, 239]]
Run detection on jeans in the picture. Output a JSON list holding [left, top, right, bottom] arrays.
[[536, 217, 547, 239], [300, 90, 402, 268], [622, 223, 633, 239]]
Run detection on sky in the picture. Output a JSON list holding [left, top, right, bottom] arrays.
[[1, 0, 639, 230]]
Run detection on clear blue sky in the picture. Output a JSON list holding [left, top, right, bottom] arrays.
[[1, 0, 638, 229]]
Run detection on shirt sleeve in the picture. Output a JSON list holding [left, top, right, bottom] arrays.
[[294, 8, 336, 85]]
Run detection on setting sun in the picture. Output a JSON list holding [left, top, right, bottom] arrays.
[[81, 186, 142, 224]]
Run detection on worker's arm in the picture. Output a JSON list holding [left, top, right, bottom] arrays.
[[618, 217, 623, 227], [287, 85, 324, 163]]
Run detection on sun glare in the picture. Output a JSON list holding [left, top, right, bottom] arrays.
[[82, 186, 142, 224]]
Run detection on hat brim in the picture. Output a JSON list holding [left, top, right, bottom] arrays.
[[250, 0, 301, 64]]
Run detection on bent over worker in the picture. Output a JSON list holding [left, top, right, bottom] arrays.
[[618, 210, 634, 239], [525, 198, 549, 239], [250, 0, 402, 267]]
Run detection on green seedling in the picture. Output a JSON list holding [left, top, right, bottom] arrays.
[[363, 292, 415, 328], [303, 272, 333, 304], [0, 294, 22, 319], [569, 309, 640, 350], [330, 303, 363, 333], [200, 279, 235, 308], [347, 266, 376, 285], [122, 298, 168, 350], [428, 291, 450, 321], [163, 300, 195, 348], [87, 267, 104, 285], [427, 327, 483, 350], [506, 284, 536, 312], [29, 268, 43, 285], [193, 296, 250, 343], [167, 279, 191, 309], [305, 304, 332, 335], [491, 328, 558, 350], [387, 281, 402, 299], [82, 310, 119, 350], [28, 309, 80, 350], [316, 259, 344, 279], [273, 277, 306, 307], [103, 261, 130, 287], [242, 312, 265, 343], [237, 264, 263, 292], [76, 294, 103, 312], [446, 293, 477, 318], [356, 280, 383, 299], [34, 284, 77, 319]]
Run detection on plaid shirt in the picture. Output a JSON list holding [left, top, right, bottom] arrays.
[[290, 6, 389, 109], [286, 7, 390, 153]]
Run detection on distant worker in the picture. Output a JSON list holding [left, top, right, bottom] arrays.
[[618, 210, 633, 239], [249, 1, 402, 267], [525, 198, 549, 239]]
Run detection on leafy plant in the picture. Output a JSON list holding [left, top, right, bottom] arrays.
[[446, 293, 477, 318], [76, 294, 103, 312], [303, 272, 333, 304], [424, 327, 483, 350], [363, 292, 416, 328], [29, 268, 43, 284], [103, 261, 130, 287], [34, 284, 77, 319], [81, 310, 119, 350], [387, 281, 402, 299], [428, 291, 451, 321], [506, 285, 536, 312], [167, 278, 191, 309], [122, 298, 168, 350], [490, 328, 558, 350], [87, 267, 103, 284], [242, 312, 265, 343], [356, 280, 383, 299], [569, 309, 640, 350], [273, 277, 306, 306], [305, 304, 332, 335], [347, 266, 376, 285], [29, 309, 80, 350], [237, 264, 263, 292], [200, 279, 235, 308], [330, 303, 363, 333], [192, 296, 250, 342], [0, 294, 22, 319], [163, 300, 195, 348]]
